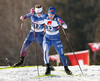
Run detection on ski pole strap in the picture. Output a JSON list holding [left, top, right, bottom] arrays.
[[19, 21, 23, 38], [21, 21, 23, 29]]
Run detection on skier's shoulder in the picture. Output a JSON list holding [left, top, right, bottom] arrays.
[[55, 14, 61, 19], [53, 14, 61, 21], [42, 13, 48, 18], [42, 13, 47, 15]]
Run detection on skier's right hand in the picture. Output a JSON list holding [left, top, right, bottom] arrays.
[[20, 16, 24, 21], [30, 8, 34, 14]]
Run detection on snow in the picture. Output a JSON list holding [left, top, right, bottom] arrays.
[[0, 65, 100, 81]]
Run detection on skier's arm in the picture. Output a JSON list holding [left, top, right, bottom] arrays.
[[59, 19, 67, 29], [20, 8, 34, 21], [20, 13, 32, 21]]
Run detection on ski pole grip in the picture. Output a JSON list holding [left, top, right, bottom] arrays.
[[30, 8, 34, 14]]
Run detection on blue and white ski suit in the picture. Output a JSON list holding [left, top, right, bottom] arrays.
[[20, 13, 46, 57], [43, 15, 68, 66]]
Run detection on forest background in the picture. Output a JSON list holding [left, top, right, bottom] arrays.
[[0, 0, 100, 66]]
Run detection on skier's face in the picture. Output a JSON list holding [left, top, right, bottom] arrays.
[[36, 12, 42, 17], [48, 14, 55, 20]]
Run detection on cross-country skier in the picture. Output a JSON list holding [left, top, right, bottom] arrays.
[[43, 7, 72, 75], [13, 5, 54, 70]]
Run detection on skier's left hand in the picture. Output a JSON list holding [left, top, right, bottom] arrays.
[[20, 16, 24, 21]]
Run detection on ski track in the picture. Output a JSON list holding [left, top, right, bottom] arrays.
[[0, 66, 100, 81]]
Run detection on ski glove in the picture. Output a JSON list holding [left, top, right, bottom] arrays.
[[59, 19, 63, 24], [30, 8, 34, 14]]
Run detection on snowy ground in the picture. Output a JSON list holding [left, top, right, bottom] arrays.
[[0, 65, 100, 81]]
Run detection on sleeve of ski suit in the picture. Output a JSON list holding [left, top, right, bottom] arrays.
[[57, 17, 68, 29], [62, 21, 68, 29], [23, 13, 32, 19]]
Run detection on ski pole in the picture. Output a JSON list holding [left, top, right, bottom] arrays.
[[33, 23, 39, 76], [19, 21, 23, 38], [5, 58, 11, 66], [61, 27, 84, 76], [30, 8, 39, 76]]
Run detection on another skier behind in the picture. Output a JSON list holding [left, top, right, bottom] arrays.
[[13, 5, 54, 71], [43, 7, 72, 75]]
